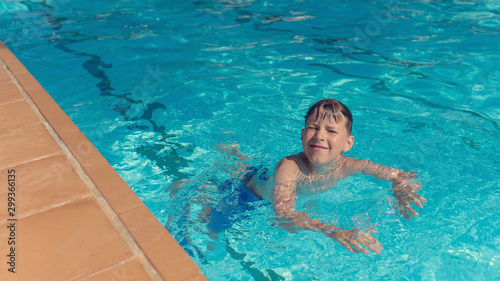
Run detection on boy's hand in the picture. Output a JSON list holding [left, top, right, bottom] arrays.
[[329, 229, 382, 254], [391, 181, 427, 220]]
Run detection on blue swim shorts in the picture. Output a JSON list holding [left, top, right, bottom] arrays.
[[207, 166, 270, 233]]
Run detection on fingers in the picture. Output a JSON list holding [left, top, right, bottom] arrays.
[[340, 233, 383, 255], [332, 229, 383, 254], [350, 239, 370, 254], [405, 204, 419, 217], [396, 190, 427, 219], [413, 193, 427, 203], [340, 241, 358, 253], [399, 207, 412, 220], [409, 195, 423, 208], [401, 196, 418, 216], [364, 233, 383, 250], [357, 233, 382, 254], [396, 200, 412, 220]]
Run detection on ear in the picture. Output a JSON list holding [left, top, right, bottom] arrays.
[[343, 135, 354, 152], [301, 128, 304, 141]]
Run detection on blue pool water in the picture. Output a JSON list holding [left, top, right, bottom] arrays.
[[1, 0, 499, 279]]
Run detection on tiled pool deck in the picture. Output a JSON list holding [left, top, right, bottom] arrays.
[[0, 41, 207, 280]]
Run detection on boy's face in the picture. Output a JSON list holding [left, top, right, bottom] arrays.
[[301, 111, 354, 168]]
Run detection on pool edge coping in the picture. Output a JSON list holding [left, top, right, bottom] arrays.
[[0, 40, 207, 281]]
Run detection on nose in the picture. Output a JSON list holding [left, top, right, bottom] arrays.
[[314, 128, 326, 140]]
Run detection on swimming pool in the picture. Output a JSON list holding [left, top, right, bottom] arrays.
[[1, 0, 499, 279]]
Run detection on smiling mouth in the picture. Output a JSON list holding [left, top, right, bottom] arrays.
[[311, 144, 327, 150]]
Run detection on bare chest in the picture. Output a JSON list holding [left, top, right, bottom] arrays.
[[296, 172, 341, 195]]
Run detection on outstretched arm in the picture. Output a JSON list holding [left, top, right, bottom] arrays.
[[343, 157, 427, 220], [273, 157, 382, 254]]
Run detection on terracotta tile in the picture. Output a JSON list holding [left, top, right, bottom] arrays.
[[0, 196, 133, 281], [0, 68, 9, 83], [0, 154, 91, 219], [58, 130, 107, 167], [39, 105, 79, 133], [0, 40, 8, 52], [84, 162, 144, 215], [0, 41, 16, 56], [120, 205, 205, 281], [0, 82, 24, 104], [0, 100, 40, 132], [83, 258, 152, 281], [9, 70, 39, 89], [0, 123, 62, 170], [3, 56, 29, 75], [0, 48, 20, 65], [19, 83, 59, 109]]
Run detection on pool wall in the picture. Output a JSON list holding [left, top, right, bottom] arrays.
[[0, 40, 206, 281]]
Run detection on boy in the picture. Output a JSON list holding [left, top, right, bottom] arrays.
[[245, 99, 427, 255]]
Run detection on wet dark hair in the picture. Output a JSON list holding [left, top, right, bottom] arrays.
[[304, 99, 353, 134]]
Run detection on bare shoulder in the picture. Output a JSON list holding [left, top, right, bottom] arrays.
[[274, 154, 302, 181], [276, 154, 301, 172]]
